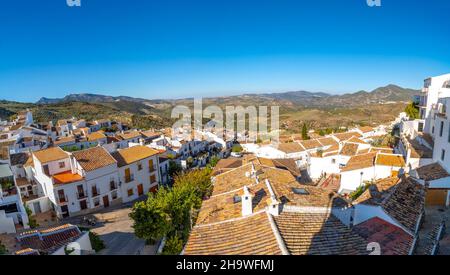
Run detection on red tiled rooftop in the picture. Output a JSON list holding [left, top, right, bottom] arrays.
[[353, 217, 414, 255]]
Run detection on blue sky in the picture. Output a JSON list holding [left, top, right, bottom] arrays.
[[0, 0, 449, 102]]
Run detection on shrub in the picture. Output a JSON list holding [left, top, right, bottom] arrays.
[[231, 144, 243, 153], [0, 242, 7, 255], [161, 235, 184, 255], [24, 204, 39, 229], [89, 231, 106, 252]]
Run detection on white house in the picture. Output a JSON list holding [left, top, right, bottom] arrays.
[[112, 145, 160, 203], [339, 152, 405, 194]]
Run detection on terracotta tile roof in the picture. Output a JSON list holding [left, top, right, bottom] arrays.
[[415, 163, 450, 181], [86, 131, 106, 141], [212, 158, 243, 176], [333, 131, 362, 141], [33, 147, 68, 164], [53, 171, 84, 185], [274, 212, 368, 255], [72, 146, 117, 172], [370, 147, 394, 154], [347, 136, 369, 144], [358, 126, 374, 133], [381, 177, 426, 233], [140, 130, 161, 139], [117, 131, 142, 140], [212, 164, 259, 196], [195, 182, 270, 225], [54, 136, 76, 145], [299, 139, 322, 150], [353, 177, 400, 205], [275, 142, 305, 154], [10, 153, 30, 166], [184, 212, 282, 255], [111, 145, 159, 167], [270, 178, 349, 208], [269, 158, 301, 178], [17, 224, 81, 254], [339, 143, 359, 156], [340, 152, 377, 172], [353, 217, 413, 255], [375, 154, 405, 167], [317, 137, 339, 147]]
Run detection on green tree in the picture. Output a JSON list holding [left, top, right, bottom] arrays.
[[130, 168, 212, 253], [405, 102, 420, 119], [301, 123, 309, 140], [130, 189, 173, 243], [168, 160, 182, 178]]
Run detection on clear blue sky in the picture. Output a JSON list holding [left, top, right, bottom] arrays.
[[0, 0, 449, 102]]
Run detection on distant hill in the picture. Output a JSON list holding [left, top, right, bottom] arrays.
[[0, 84, 419, 130]]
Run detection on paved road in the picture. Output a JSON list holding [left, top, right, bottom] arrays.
[[62, 198, 158, 255]]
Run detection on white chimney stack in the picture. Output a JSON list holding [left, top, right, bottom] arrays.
[[241, 186, 254, 216], [265, 179, 280, 216]]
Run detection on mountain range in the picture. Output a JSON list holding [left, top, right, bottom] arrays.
[[36, 84, 419, 108], [1, 84, 419, 131]]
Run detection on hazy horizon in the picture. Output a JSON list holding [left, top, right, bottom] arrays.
[[1, 1, 449, 102]]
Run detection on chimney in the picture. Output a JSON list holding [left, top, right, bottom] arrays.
[[241, 186, 254, 216], [265, 179, 280, 216]]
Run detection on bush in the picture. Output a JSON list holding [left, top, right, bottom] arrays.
[[161, 235, 184, 255], [231, 144, 243, 153], [0, 242, 7, 255], [89, 231, 106, 252], [24, 205, 39, 229], [350, 184, 370, 201]]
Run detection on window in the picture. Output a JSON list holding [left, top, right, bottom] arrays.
[[448, 122, 450, 143], [440, 121, 444, 137], [127, 189, 134, 197], [432, 126, 435, 134], [125, 168, 132, 183], [149, 159, 155, 172], [331, 159, 336, 164], [442, 150, 446, 161], [150, 175, 156, 184], [138, 163, 142, 171], [59, 162, 65, 169]]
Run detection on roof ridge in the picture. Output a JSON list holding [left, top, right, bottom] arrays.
[[265, 211, 290, 255], [193, 210, 267, 228]]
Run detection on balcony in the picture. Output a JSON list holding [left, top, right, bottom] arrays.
[[58, 195, 69, 204], [110, 181, 118, 191], [77, 191, 87, 200], [91, 187, 100, 197], [125, 174, 135, 183]]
